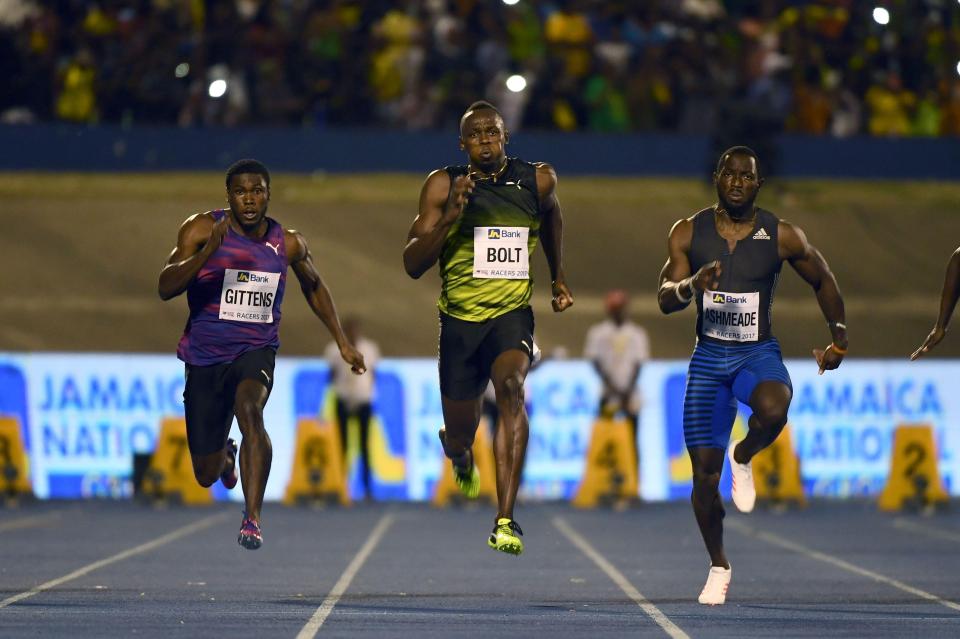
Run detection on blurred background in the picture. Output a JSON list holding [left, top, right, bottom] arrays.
[[4, 0, 960, 138], [0, 0, 958, 506]]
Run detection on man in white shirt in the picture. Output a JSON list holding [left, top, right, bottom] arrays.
[[324, 318, 380, 500], [583, 289, 650, 466]]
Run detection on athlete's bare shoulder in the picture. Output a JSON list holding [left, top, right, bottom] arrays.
[[777, 219, 809, 260], [283, 227, 308, 262], [182, 210, 218, 228], [668, 213, 699, 240], [777, 218, 803, 236], [423, 167, 452, 188], [533, 162, 557, 197], [667, 209, 709, 255], [420, 168, 452, 201], [176, 210, 218, 244]]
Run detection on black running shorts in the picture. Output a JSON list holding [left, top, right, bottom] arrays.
[[182, 347, 276, 456], [438, 306, 535, 401]]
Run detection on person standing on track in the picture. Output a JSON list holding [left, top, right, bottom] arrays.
[[403, 101, 574, 555], [325, 316, 381, 501], [657, 146, 848, 604], [159, 159, 365, 550], [584, 289, 650, 470], [911, 246, 960, 360]]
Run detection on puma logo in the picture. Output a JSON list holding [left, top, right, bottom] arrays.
[[265, 241, 280, 255]]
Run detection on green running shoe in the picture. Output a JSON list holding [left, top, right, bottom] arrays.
[[454, 461, 480, 499], [439, 428, 480, 499], [488, 517, 524, 555]]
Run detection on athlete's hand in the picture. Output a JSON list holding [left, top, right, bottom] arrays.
[[202, 216, 229, 256], [691, 260, 722, 292], [551, 279, 574, 312], [813, 344, 845, 375], [442, 175, 474, 222], [910, 326, 946, 361], [340, 343, 367, 375]]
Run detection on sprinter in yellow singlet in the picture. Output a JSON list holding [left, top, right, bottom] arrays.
[[403, 101, 574, 555]]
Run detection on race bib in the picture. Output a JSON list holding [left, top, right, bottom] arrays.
[[473, 226, 529, 279], [702, 290, 760, 342], [219, 269, 280, 323]]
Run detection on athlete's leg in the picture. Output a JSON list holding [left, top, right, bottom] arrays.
[[357, 402, 373, 498], [728, 341, 793, 464], [689, 447, 729, 568], [440, 395, 483, 471], [192, 450, 229, 487], [437, 311, 486, 475], [724, 342, 793, 512], [335, 396, 350, 457], [627, 407, 640, 469], [490, 349, 531, 520], [733, 381, 792, 464], [183, 363, 234, 487], [683, 341, 737, 565], [234, 379, 271, 523]]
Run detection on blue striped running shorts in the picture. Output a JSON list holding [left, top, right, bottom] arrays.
[[683, 337, 792, 449]]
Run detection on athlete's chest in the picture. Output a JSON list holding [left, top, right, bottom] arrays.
[[204, 233, 286, 275], [461, 183, 539, 226], [694, 224, 779, 282]]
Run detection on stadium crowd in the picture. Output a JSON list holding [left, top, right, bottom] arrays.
[[1, 0, 959, 136]]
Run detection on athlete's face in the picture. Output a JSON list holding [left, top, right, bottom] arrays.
[[227, 173, 270, 231], [459, 110, 507, 172], [714, 153, 763, 214]]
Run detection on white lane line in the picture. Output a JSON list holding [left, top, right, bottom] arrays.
[[0, 511, 63, 533], [727, 518, 960, 613], [0, 511, 229, 609], [553, 517, 689, 639], [296, 514, 394, 639], [892, 518, 960, 544]]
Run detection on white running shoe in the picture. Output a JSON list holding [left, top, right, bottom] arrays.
[[698, 565, 732, 605], [728, 440, 756, 513]]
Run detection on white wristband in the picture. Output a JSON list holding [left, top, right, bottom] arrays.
[[675, 280, 692, 304]]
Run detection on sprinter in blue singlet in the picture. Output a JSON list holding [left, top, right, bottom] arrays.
[[657, 147, 849, 605]]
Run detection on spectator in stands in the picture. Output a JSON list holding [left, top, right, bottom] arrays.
[[790, 67, 832, 135], [866, 73, 915, 137], [369, 3, 426, 126], [55, 48, 98, 123], [544, 0, 594, 81], [583, 59, 632, 132], [940, 80, 960, 136], [4, 1, 958, 137]]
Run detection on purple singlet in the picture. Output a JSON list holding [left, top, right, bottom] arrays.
[[177, 210, 288, 365]]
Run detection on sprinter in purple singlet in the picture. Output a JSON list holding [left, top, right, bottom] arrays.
[[159, 159, 365, 550]]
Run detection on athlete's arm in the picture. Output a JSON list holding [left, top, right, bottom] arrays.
[[157, 212, 226, 300], [657, 218, 722, 314], [536, 163, 573, 312], [403, 170, 474, 279], [780, 221, 847, 373], [286, 229, 366, 374], [911, 246, 960, 360]]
